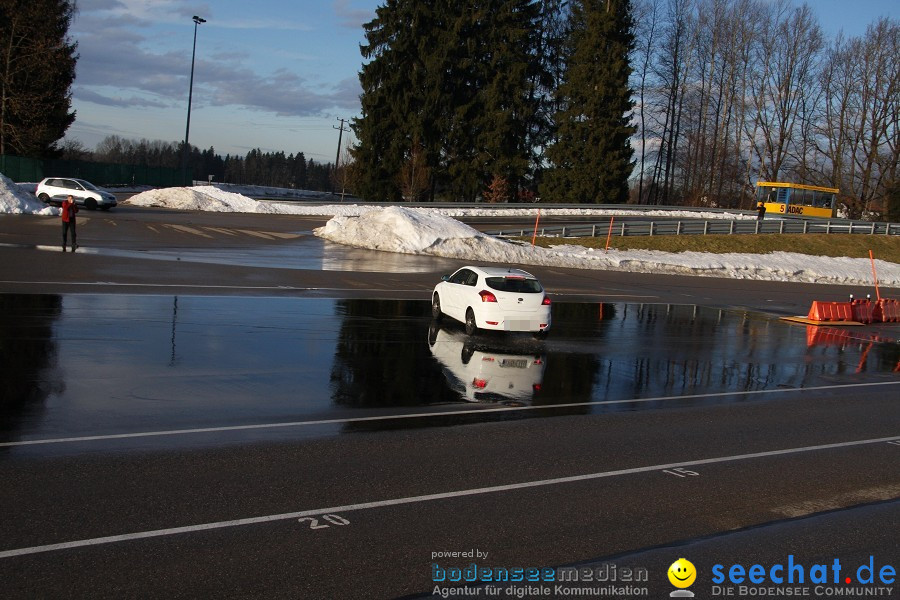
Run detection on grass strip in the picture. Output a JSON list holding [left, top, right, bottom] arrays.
[[521, 234, 900, 265]]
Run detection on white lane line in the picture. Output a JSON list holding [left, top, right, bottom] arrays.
[[2, 381, 897, 448], [0, 280, 385, 292], [1, 434, 896, 560], [0, 279, 633, 296]]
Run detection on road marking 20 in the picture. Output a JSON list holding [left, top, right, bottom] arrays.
[[298, 514, 350, 530], [663, 468, 699, 478]]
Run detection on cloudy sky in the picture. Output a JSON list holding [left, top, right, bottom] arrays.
[[66, 0, 898, 163]]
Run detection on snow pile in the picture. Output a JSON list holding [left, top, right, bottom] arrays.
[[314, 206, 900, 286], [127, 186, 277, 212], [316, 206, 505, 254], [0, 173, 56, 215], [123, 185, 759, 221], [125, 186, 366, 216]]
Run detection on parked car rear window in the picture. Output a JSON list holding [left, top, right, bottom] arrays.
[[485, 277, 542, 293]]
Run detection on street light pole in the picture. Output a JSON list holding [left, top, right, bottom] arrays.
[[182, 15, 206, 186]]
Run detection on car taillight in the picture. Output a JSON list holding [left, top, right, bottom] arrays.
[[479, 290, 497, 303], [472, 378, 487, 388], [542, 296, 551, 305]]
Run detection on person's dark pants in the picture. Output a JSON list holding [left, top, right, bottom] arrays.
[[62, 221, 77, 250]]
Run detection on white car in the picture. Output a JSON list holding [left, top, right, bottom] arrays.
[[431, 266, 551, 336], [35, 177, 118, 210]]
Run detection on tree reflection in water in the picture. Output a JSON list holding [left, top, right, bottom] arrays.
[[0, 295, 65, 439]]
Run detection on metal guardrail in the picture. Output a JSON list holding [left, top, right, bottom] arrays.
[[492, 218, 899, 238]]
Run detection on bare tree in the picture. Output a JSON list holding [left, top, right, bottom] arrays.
[[396, 138, 430, 202], [630, 0, 895, 218], [646, 0, 697, 205], [333, 142, 358, 201], [483, 174, 511, 203], [747, 1, 823, 182], [816, 18, 899, 218], [632, 0, 662, 204]]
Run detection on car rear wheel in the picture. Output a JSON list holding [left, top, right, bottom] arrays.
[[461, 341, 474, 364], [465, 308, 477, 336], [431, 294, 442, 321], [38, 193, 50, 203]]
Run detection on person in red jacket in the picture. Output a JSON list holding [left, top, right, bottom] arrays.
[[61, 195, 78, 252]]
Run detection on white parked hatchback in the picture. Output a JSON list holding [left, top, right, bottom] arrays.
[[35, 177, 118, 210], [432, 266, 551, 336]]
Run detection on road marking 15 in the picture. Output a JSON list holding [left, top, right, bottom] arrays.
[[298, 514, 351, 530], [663, 468, 700, 478]]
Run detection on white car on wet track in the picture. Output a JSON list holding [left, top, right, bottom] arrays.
[[431, 266, 551, 336]]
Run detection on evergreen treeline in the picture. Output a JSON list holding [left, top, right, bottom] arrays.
[[353, 0, 636, 204], [352, 0, 897, 217], [6, 0, 897, 217], [0, 0, 77, 158], [66, 135, 335, 191]]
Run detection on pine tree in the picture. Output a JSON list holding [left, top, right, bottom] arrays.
[[353, 0, 446, 201], [541, 0, 636, 203], [353, 0, 544, 202], [292, 152, 308, 190], [530, 0, 572, 186], [468, 0, 541, 198], [0, 0, 77, 157]]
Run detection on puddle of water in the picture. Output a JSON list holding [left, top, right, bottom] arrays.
[[76, 238, 459, 273], [1, 295, 897, 451]]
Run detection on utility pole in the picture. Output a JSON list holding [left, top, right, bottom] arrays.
[[332, 117, 349, 195]]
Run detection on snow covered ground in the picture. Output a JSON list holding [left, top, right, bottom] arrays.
[[315, 206, 900, 287], [1, 178, 897, 286]]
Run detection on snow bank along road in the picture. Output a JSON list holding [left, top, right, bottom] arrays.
[[1, 205, 898, 319], [4, 176, 899, 288]]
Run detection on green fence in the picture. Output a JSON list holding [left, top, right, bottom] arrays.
[[0, 155, 191, 187]]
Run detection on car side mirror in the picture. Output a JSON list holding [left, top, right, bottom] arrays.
[[441, 274, 450, 282]]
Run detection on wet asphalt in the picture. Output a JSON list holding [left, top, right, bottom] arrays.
[[0, 206, 898, 599]]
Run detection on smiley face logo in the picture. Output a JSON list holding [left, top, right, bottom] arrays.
[[668, 558, 697, 588]]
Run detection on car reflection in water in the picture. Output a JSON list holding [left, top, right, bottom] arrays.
[[428, 322, 546, 406]]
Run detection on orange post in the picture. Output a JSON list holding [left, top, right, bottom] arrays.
[[856, 342, 873, 374], [869, 250, 882, 301], [605, 216, 615, 253], [531, 209, 541, 248]]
